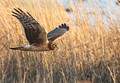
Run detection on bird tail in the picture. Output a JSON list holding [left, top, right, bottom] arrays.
[[10, 46, 24, 50]]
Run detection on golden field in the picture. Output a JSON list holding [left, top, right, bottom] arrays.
[[0, 0, 120, 83]]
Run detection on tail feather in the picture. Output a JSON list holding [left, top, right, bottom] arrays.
[[10, 46, 24, 50]]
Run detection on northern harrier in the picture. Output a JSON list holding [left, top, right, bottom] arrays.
[[10, 8, 69, 51]]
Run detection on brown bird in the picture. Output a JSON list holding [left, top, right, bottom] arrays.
[[10, 8, 69, 51]]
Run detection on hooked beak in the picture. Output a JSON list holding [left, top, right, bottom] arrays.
[[55, 44, 59, 49]]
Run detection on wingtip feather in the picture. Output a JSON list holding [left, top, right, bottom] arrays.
[[59, 23, 69, 31]]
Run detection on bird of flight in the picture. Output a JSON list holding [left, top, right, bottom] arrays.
[[10, 8, 69, 51]]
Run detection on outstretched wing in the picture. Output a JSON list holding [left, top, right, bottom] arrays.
[[47, 23, 69, 41], [12, 8, 47, 45]]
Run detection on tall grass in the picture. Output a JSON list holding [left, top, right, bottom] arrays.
[[0, 0, 120, 83]]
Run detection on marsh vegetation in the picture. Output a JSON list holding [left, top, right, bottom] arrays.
[[0, 0, 120, 83]]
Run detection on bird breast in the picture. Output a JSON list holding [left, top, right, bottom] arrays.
[[28, 42, 54, 51]]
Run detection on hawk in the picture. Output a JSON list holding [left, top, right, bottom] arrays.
[[10, 8, 69, 51]]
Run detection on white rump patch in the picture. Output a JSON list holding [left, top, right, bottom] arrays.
[[24, 45, 31, 48]]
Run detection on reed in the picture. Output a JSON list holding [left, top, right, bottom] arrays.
[[0, 0, 120, 83]]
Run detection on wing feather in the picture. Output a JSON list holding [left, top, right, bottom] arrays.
[[47, 23, 69, 41], [12, 8, 47, 45]]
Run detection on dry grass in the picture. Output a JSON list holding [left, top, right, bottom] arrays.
[[0, 0, 120, 83]]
